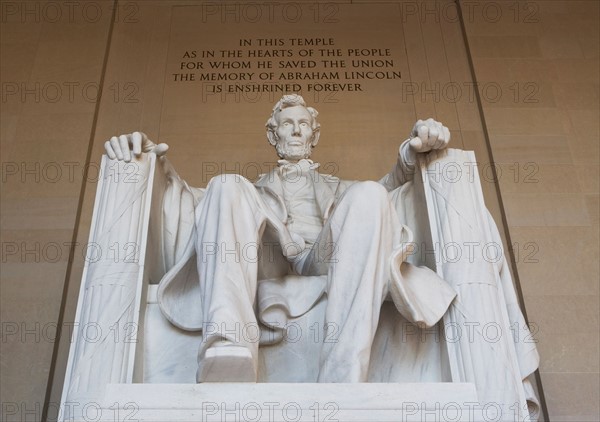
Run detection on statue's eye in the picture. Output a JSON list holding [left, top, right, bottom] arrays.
[[300, 122, 308, 127]]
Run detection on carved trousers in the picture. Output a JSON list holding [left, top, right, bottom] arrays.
[[195, 174, 401, 382]]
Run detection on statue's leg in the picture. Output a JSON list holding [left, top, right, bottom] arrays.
[[299, 181, 400, 382], [194, 174, 288, 382]]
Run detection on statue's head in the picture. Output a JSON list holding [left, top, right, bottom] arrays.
[[266, 94, 320, 161]]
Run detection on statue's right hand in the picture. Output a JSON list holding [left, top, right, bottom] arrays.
[[104, 131, 169, 162]]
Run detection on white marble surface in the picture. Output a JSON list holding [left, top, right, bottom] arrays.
[[69, 382, 484, 422], [60, 154, 157, 405], [61, 95, 541, 422], [154, 95, 456, 384]]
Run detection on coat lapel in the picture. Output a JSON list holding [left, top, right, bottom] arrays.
[[312, 172, 340, 220], [255, 168, 340, 221], [254, 170, 288, 223]]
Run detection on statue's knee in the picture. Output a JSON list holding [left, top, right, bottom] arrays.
[[208, 174, 252, 198], [344, 181, 388, 208]]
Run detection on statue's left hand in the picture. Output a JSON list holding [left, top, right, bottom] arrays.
[[408, 118, 450, 153], [393, 118, 451, 183]]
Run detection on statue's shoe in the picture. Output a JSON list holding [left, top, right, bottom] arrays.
[[196, 345, 256, 382]]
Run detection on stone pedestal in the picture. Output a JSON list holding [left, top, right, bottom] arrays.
[[66, 383, 485, 422]]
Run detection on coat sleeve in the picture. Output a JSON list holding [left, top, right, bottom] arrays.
[[379, 139, 418, 191], [156, 157, 205, 331]]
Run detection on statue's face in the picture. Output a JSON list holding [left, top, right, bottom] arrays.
[[273, 106, 315, 161]]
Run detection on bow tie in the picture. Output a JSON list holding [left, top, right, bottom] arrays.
[[277, 159, 320, 176]]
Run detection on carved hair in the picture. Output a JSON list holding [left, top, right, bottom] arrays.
[[265, 94, 320, 135]]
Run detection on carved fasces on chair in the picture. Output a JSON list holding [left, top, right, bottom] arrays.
[[60, 154, 158, 418]]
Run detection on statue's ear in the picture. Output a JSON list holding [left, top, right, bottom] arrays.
[[267, 130, 278, 146], [311, 129, 320, 147]]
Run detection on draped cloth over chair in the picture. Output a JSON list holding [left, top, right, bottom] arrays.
[[418, 149, 540, 421]]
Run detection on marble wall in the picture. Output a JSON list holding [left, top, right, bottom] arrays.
[[1, 2, 114, 421], [1, 1, 597, 421]]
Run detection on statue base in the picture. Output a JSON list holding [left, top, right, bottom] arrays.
[[64, 382, 489, 421]]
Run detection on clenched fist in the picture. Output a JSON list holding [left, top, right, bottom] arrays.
[[408, 118, 450, 153]]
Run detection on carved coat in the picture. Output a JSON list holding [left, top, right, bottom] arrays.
[[157, 163, 455, 337]]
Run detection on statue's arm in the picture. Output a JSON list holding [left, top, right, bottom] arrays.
[[378, 138, 415, 190], [379, 118, 451, 191], [104, 132, 204, 271], [159, 157, 204, 270]]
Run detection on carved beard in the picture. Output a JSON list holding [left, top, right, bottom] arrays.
[[274, 136, 313, 161]]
